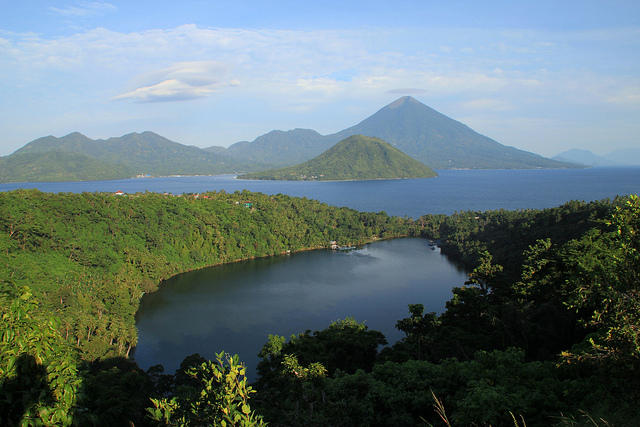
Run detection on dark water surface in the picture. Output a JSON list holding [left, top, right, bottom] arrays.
[[134, 238, 466, 380], [2, 167, 639, 217]]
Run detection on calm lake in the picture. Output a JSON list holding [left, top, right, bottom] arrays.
[[134, 238, 467, 380]]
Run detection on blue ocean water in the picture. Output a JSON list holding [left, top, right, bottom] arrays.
[[2, 167, 639, 217]]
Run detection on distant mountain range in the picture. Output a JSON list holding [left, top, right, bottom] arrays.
[[218, 128, 327, 168], [553, 148, 640, 167], [0, 151, 135, 183], [240, 135, 437, 181], [1, 96, 579, 183], [219, 96, 575, 170], [1, 131, 267, 182]]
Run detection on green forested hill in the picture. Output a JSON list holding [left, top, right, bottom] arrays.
[[0, 190, 409, 425], [252, 196, 640, 426], [0, 189, 410, 361], [223, 128, 326, 168], [2, 131, 265, 182], [1, 191, 639, 425], [240, 135, 437, 181], [0, 151, 135, 182]]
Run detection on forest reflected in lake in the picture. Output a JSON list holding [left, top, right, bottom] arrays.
[[134, 238, 467, 380]]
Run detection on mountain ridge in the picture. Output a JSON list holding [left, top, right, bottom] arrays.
[[0, 150, 135, 183], [223, 96, 577, 170], [3, 96, 581, 183], [223, 128, 325, 167], [2, 131, 266, 182]]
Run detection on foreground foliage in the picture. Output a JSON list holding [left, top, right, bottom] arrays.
[[147, 352, 265, 426], [1, 191, 639, 425], [0, 288, 79, 426], [0, 189, 409, 362], [250, 195, 640, 425]]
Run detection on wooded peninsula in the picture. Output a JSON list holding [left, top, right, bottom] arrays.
[[1, 190, 638, 425]]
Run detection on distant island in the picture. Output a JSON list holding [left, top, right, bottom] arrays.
[[553, 148, 640, 167], [239, 135, 438, 181]]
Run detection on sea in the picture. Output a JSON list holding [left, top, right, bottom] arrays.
[[2, 167, 639, 217]]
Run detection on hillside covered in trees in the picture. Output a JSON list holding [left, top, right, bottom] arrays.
[[0, 190, 408, 362], [1, 191, 638, 425], [0, 132, 266, 183], [239, 135, 437, 181]]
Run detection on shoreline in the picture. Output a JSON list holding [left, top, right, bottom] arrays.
[[141, 232, 410, 298]]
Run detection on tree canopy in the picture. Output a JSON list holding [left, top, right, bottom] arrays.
[[1, 190, 639, 425]]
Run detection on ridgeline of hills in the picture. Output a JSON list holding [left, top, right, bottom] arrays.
[[240, 135, 437, 181], [216, 128, 327, 167], [0, 131, 267, 182], [1, 96, 579, 183], [0, 151, 135, 183], [221, 96, 575, 170], [553, 148, 640, 167]]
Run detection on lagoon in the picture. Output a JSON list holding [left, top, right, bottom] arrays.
[[133, 238, 467, 380]]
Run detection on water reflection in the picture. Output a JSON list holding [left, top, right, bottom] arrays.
[[134, 238, 467, 380]]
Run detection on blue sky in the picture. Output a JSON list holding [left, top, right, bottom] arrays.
[[1, 1, 639, 157]]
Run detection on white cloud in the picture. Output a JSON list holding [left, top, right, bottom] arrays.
[[606, 87, 640, 106], [1, 23, 639, 152], [49, 1, 116, 17], [114, 61, 237, 102], [113, 79, 214, 102], [1, 25, 632, 102]]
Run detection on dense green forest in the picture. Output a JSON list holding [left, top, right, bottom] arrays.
[[249, 196, 639, 426], [1, 131, 267, 183], [239, 135, 437, 181], [0, 190, 408, 362], [0, 151, 136, 183], [1, 191, 638, 425]]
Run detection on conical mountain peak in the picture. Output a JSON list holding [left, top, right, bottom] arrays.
[[64, 131, 90, 139], [226, 95, 575, 169], [386, 96, 421, 109]]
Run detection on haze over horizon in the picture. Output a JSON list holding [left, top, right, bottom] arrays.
[[1, 1, 639, 157]]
